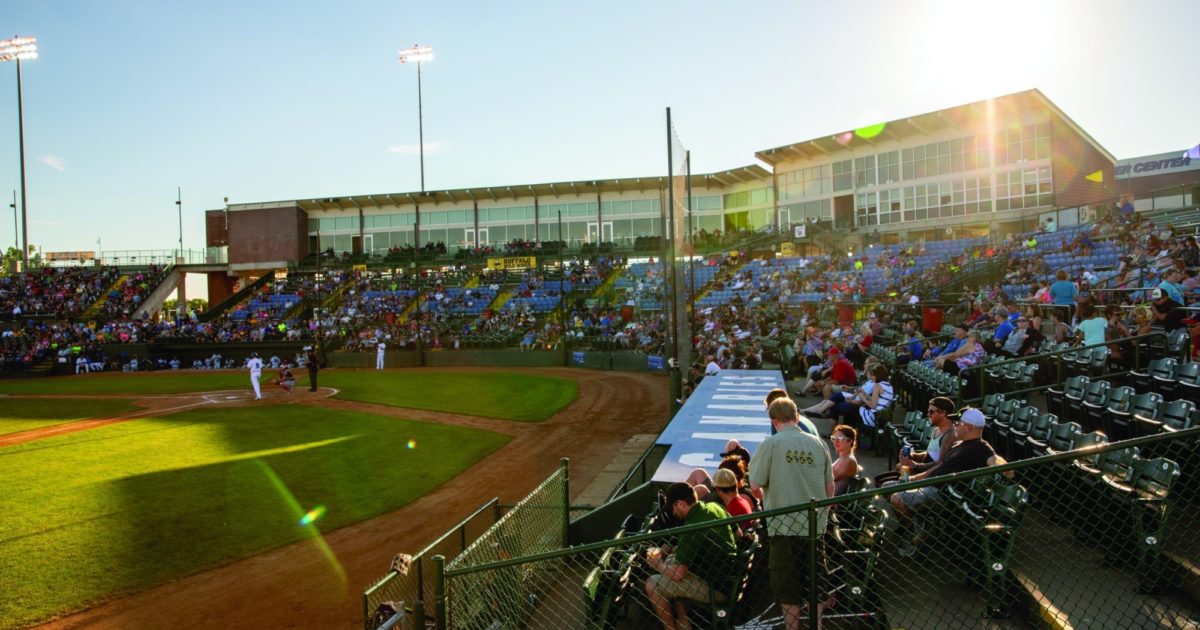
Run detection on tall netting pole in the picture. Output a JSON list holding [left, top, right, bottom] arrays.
[[665, 108, 692, 412]]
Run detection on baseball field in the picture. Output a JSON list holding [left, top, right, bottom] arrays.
[[0, 367, 654, 630]]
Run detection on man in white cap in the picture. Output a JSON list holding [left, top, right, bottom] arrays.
[[1150, 287, 1186, 332]]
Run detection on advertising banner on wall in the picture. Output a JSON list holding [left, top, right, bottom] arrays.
[[1115, 150, 1198, 180], [485, 256, 537, 271]]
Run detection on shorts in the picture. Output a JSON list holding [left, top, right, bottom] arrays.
[[829, 384, 843, 394], [646, 565, 723, 603], [895, 485, 941, 509], [769, 536, 827, 605]]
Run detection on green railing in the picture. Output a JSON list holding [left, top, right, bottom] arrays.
[[960, 331, 1181, 402], [428, 427, 1200, 629], [362, 498, 502, 629]]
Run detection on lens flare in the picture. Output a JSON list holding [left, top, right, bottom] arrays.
[[253, 460, 347, 589], [407, 439, 417, 449], [833, 131, 854, 145], [854, 123, 887, 140], [299, 505, 327, 526]]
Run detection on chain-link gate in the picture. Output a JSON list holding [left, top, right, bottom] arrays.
[[434, 429, 1199, 629]]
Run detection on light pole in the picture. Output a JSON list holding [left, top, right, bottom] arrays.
[[1, 36, 37, 268], [397, 44, 433, 193], [175, 187, 183, 263], [8, 190, 15, 251]]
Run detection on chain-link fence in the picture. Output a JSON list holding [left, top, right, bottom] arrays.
[[435, 459, 570, 629], [363, 499, 501, 628], [433, 428, 1199, 629]]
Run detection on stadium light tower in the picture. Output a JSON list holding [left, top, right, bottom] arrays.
[[0, 36, 37, 267], [397, 44, 433, 193]]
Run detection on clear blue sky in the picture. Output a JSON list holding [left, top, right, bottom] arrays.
[[1, 0, 1198, 257]]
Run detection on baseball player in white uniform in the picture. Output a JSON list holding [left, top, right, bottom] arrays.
[[376, 341, 386, 370], [248, 352, 264, 400]]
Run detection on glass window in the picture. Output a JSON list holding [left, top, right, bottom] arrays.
[[855, 156, 876, 187], [833, 160, 853, 191], [333, 216, 356, 230], [308, 219, 320, 232], [609, 200, 632, 215], [632, 199, 656, 214]]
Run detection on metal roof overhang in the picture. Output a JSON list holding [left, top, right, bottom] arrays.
[[753, 88, 1113, 167], [276, 168, 770, 214]]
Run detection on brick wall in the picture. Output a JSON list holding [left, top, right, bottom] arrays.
[[227, 205, 308, 265]]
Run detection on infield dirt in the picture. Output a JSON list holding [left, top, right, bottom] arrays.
[[29, 367, 667, 629]]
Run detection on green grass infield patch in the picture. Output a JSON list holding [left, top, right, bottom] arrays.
[[0, 405, 508, 629], [325, 371, 578, 422], [0, 398, 142, 437]]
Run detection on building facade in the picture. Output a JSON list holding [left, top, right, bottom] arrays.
[[208, 89, 1120, 274]]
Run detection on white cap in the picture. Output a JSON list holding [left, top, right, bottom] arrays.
[[959, 408, 986, 427]]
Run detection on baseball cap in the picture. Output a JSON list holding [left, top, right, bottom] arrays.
[[959, 408, 986, 428], [868, 312, 877, 319], [713, 468, 739, 491], [827, 347, 840, 355], [928, 396, 956, 415], [1150, 288, 1164, 300]]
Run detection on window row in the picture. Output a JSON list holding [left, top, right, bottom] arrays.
[[723, 188, 774, 209]]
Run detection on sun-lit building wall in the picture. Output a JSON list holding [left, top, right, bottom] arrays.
[[765, 104, 1067, 234]]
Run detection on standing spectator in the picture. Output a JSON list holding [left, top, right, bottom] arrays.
[[1049, 269, 1078, 322], [750, 398, 835, 630]]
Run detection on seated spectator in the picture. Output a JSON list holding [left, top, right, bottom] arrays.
[[643, 483, 739, 629], [1150, 288, 1185, 332], [922, 323, 967, 362], [876, 397, 958, 487], [934, 328, 984, 375], [888, 408, 996, 556], [830, 424, 860, 496], [984, 307, 1014, 354], [803, 347, 856, 400], [712, 468, 756, 535], [1075, 302, 1107, 347]]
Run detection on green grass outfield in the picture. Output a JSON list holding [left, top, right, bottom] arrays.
[[0, 405, 509, 629], [0, 398, 142, 436], [0, 370, 578, 422], [331, 371, 577, 421]]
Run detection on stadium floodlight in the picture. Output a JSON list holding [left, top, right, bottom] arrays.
[[397, 44, 433, 193], [1, 35, 37, 267]]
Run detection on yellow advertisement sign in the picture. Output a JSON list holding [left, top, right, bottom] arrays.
[[352, 264, 368, 272], [780, 242, 795, 256], [486, 256, 537, 271]]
